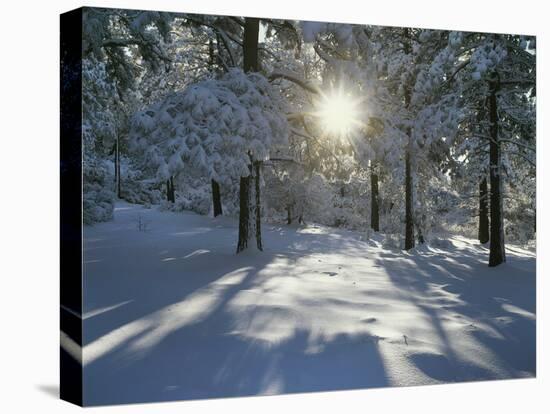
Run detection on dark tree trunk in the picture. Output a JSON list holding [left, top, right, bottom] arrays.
[[417, 224, 425, 244], [243, 18, 260, 73], [287, 204, 293, 225], [236, 175, 250, 253], [114, 135, 121, 198], [370, 163, 380, 232], [478, 177, 490, 244], [254, 162, 263, 251], [403, 28, 415, 251], [170, 176, 175, 202], [208, 38, 215, 69], [236, 17, 261, 253], [116, 148, 121, 199], [476, 97, 490, 245], [404, 149, 415, 250], [211, 179, 223, 217], [114, 143, 118, 194], [166, 177, 175, 203], [488, 73, 506, 267], [208, 38, 223, 218]]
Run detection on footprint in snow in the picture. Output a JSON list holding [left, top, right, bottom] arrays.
[[322, 271, 338, 277], [361, 317, 377, 323]]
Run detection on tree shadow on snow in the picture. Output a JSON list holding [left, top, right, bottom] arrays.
[[83, 255, 389, 406], [375, 241, 535, 383], [82, 208, 534, 406]]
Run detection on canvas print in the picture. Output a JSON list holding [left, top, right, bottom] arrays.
[[60, 6, 536, 407]]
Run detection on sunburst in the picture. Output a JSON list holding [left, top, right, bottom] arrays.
[[314, 86, 364, 137]]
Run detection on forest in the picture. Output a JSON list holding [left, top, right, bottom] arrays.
[[77, 7, 536, 405], [81, 9, 536, 265]]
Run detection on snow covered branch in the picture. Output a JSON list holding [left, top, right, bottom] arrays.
[[268, 71, 321, 95]]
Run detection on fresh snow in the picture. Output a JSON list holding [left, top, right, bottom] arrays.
[[83, 202, 535, 406]]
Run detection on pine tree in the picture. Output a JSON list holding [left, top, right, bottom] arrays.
[[237, 17, 262, 253]]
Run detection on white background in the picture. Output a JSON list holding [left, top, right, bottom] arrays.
[[0, 0, 547, 412]]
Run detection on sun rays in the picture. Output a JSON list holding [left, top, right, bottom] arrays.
[[314, 85, 365, 138]]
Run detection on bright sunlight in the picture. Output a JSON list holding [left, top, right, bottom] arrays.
[[315, 87, 363, 137]]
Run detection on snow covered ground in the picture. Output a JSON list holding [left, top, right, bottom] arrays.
[[82, 202, 536, 406]]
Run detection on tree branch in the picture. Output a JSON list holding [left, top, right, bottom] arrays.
[[500, 138, 536, 152], [504, 151, 536, 167], [268, 70, 321, 95]]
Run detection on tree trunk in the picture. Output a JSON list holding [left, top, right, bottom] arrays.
[[116, 148, 121, 199], [478, 177, 490, 244], [416, 195, 425, 245], [403, 28, 415, 251], [287, 204, 293, 225], [243, 18, 260, 73], [208, 38, 215, 69], [404, 149, 415, 250], [476, 97, 489, 245], [114, 143, 118, 194], [236, 17, 260, 253], [114, 135, 121, 198], [211, 179, 223, 217], [417, 224, 425, 244], [254, 162, 263, 251], [488, 73, 506, 266], [236, 175, 250, 253], [166, 177, 175, 203], [170, 176, 175, 202], [370, 163, 380, 232], [208, 37, 223, 218]]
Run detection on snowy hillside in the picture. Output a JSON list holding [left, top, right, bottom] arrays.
[[82, 202, 535, 406]]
